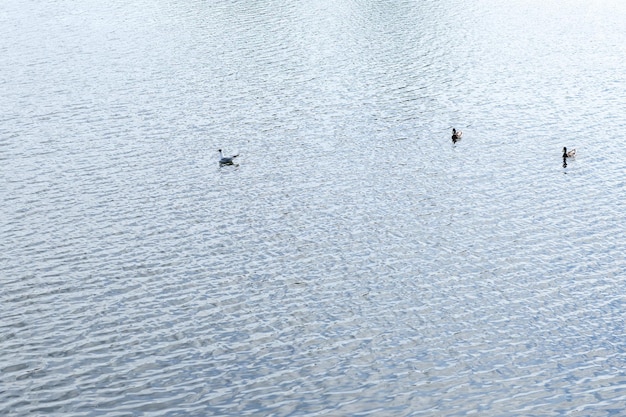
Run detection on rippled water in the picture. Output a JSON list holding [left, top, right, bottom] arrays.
[[3, 0, 626, 415]]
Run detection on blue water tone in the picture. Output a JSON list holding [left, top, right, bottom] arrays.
[[2, 0, 626, 415]]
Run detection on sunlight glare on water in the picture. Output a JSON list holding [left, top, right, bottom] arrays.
[[2, 0, 626, 415]]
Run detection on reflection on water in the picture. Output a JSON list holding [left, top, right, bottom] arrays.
[[3, 0, 626, 415]]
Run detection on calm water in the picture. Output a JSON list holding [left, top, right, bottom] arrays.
[[3, 0, 626, 415]]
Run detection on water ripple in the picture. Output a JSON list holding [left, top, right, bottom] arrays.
[[3, 0, 626, 415]]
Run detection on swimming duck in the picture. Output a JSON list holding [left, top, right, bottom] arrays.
[[452, 128, 462, 142], [562, 147, 576, 158], [218, 149, 239, 165]]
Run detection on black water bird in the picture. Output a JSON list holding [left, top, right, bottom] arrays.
[[452, 128, 463, 142], [218, 149, 239, 166], [562, 147, 576, 158]]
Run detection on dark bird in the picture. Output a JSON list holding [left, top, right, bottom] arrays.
[[562, 147, 576, 158], [218, 149, 239, 166], [452, 128, 463, 142]]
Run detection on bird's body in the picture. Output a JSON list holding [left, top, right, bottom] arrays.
[[452, 128, 463, 142], [218, 149, 239, 165], [563, 147, 576, 158]]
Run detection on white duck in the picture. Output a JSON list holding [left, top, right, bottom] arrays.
[[218, 149, 239, 165]]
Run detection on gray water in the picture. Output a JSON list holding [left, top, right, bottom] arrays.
[[3, 0, 626, 415]]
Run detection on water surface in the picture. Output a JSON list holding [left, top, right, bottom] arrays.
[[3, 0, 626, 415]]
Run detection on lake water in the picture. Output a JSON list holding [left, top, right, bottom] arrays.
[[3, 0, 626, 415]]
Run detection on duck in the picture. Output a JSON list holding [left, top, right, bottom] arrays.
[[452, 128, 463, 142], [562, 147, 576, 158], [218, 149, 239, 165]]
